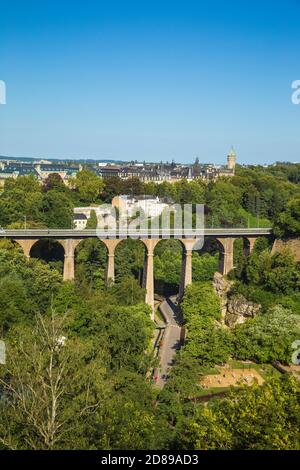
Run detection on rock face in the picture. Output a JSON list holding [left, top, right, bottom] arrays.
[[225, 295, 261, 328], [213, 272, 260, 327], [271, 238, 300, 262], [213, 272, 233, 320]]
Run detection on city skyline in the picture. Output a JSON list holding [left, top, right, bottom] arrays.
[[1, 0, 300, 164], [0, 149, 298, 167]]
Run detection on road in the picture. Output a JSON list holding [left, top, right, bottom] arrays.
[[0, 227, 272, 239], [156, 297, 183, 388]]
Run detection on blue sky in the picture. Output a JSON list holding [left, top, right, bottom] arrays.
[[1, 0, 300, 164]]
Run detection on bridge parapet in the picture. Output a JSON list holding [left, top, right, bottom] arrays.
[[0, 227, 272, 240]]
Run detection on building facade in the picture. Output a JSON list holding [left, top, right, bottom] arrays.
[[0, 147, 237, 188]]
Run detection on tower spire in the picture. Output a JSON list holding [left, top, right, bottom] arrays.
[[227, 146, 237, 171]]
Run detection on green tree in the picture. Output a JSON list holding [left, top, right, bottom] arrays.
[[154, 240, 182, 290], [86, 209, 98, 228], [115, 240, 145, 282], [273, 197, 300, 238], [233, 306, 300, 363], [71, 170, 104, 203], [192, 253, 218, 281], [43, 173, 66, 192], [173, 179, 205, 204], [180, 283, 232, 366], [182, 282, 221, 322], [0, 310, 108, 450], [101, 176, 124, 202], [0, 176, 43, 227], [109, 277, 146, 306], [75, 239, 107, 289], [92, 302, 153, 371], [40, 190, 74, 228], [246, 249, 299, 294], [176, 376, 300, 450], [183, 317, 233, 366], [206, 180, 245, 227], [0, 248, 62, 330]]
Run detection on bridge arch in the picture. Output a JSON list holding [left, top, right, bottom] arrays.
[[29, 239, 65, 274], [14, 239, 39, 258], [25, 238, 84, 281], [0, 238, 25, 253], [192, 243, 219, 282], [153, 239, 184, 297], [199, 237, 235, 276], [232, 237, 256, 270], [5, 229, 271, 320]]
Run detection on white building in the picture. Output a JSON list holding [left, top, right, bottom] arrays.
[[112, 195, 169, 218], [73, 205, 116, 229], [73, 213, 87, 230]]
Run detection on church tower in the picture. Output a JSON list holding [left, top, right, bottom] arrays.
[[227, 147, 236, 171]]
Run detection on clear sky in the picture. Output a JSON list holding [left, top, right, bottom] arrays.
[[1, 0, 300, 164]]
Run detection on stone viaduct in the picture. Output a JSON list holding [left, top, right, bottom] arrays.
[[0, 228, 272, 319]]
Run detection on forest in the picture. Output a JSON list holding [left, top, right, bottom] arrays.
[[0, 162, 299, 450]]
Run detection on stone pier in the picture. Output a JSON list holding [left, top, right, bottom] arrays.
[[142, 239, 159, 320], [178, 238, 197, 298], [15, 239, 39, 258], [247, 237, 257, 254], [217, 237, 235, 276], [58, 239, 82, 281], [102, 239, 121, 285]]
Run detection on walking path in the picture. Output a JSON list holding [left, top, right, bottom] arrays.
[[155, 297, 183, 388]]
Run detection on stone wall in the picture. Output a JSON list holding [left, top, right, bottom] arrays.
[[271, 238, 300, 262]]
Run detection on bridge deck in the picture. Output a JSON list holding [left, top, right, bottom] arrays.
[[0, 228, 272, 239]]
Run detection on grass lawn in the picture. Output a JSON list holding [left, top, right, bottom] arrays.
[[227, 359, 281, 380], [257, 363, 282, 380]]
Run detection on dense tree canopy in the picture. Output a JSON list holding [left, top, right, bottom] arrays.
[[233, 305, 300, 364], [1, 162, 300, 450], [273, 197, 300, 238], [175, 376, 300, 450], [0, 162, 299, 230], [70, 170, 105, 203]]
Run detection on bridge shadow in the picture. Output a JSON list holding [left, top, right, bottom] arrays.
[[166, 297, 184, 325], [30, 239, 64, 273]]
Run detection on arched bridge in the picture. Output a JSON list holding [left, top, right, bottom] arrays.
[[0, 228, 272, 318]]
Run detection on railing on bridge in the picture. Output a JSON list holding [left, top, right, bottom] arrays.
[[0, 227, 272, 239]]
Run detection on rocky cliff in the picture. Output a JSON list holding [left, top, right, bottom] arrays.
[[213, 272, 260, 327], [271, 238, 300, 262]]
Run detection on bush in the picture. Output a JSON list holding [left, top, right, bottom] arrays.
[[182, 282, 221, 322], [233, 306, 300, 363]]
